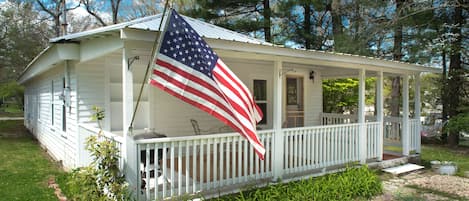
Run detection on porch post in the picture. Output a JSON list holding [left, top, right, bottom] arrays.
[[272, 60, 284, 180], [122, 46, 139, 195], [376, 71, 384, 161], [402, 75, 410, 156], [414, 73, 421, 153], [358, 69, 366, 164]]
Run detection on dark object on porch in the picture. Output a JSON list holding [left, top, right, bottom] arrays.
[[134, 132, 167, 190], [190, 119, 201, 135]]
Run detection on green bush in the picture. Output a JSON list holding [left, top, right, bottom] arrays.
[[215, 165, 382, 201], [66, 107, 129, 200], [66, 134, 129, 201]]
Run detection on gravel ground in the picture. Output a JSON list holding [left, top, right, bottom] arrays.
[[408, 174, 469, 198], [373, 170, 469, 201]]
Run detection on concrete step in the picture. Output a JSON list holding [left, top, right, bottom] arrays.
[[382, 163, 425, 175]]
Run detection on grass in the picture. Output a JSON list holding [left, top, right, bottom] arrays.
[[0, 120, 66, 201], [421, 145, 469, 177], [0, 104, 23, 117]]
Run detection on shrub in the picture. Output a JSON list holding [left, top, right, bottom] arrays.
[[66, 107, 129, 200], [66, 134, 129, 201], [215, 165, 382, 201]]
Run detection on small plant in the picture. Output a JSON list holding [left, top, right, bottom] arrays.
[[67, 106, 129, 200]]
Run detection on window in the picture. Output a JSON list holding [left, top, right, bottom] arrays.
[[62, 77, 66, 132], [286, 78, 298, 105], [253, 79, 267, 125]]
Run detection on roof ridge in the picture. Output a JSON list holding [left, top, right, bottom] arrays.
[[49, 13, 164, 42]]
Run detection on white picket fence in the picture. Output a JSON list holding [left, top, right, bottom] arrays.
[[135, 123, 382, 200]]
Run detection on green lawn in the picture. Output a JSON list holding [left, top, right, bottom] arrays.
[[421, 145, 469, 177], [0, 120, 65, 201], [0, 104, 23, 117]]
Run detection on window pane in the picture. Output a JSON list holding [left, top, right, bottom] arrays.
[[253, 80, 266, 101]]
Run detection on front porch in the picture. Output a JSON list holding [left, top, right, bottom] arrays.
[[74, 36, 429, 200], [78, 110, 421, 200]]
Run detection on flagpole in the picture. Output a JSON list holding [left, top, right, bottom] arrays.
[[129, 1, 172, 133]]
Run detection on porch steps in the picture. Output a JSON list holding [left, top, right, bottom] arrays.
[[382, 163, 424, 175]]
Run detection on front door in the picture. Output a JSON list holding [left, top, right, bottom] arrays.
[[285, 76, 304, 127]]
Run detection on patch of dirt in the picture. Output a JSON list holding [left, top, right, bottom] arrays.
[[373, 170, 469, 201], [48, 176, 68, 201]]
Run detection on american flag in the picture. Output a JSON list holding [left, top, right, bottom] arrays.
[[149, 10, 265, 160]]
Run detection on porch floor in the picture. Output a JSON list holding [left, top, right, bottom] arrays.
[[383, 153, 402, 160]]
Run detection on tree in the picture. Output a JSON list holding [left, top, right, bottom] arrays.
[[446, 0, 466, 147], [323, 78, 375, 114], [390, 0, 404, 118], [186, 0, 272, 42], [0, 1, 50, 81], [35, 0, 80, 37], [0, 81, 24, 106], [81, 0, 122, 26]]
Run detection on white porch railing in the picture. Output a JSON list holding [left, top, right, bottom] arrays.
[[320, 113, 358, 124], [320, 113, 377, 125], [282, 124, 363, 175], [135, 131, 274, 200], [78, 124, 124, 169], [366, 122, 381, 159], [321, 113, 403, 142], [383, 116, 402, 142], [134, 123, 382, 200], [409, 119, 420, 152]]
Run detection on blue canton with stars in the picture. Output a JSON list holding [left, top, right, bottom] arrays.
[[159, 10, 219, 78]]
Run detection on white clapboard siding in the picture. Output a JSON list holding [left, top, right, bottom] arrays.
[[21, 63, 79, 169], [76, 59, 105, 128]]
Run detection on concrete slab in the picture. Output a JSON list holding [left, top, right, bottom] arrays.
[[383, 163, 424, 175]]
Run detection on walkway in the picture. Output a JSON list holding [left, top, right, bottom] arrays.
[[0, 117, 24, 121]]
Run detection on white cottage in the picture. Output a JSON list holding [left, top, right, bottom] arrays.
[[18, 13, 438, 200]]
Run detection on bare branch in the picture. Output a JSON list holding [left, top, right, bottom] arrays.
[[81, 0, 107, 26]]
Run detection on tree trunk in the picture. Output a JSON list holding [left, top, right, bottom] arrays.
[[391, 0, 403, 118], [263, 0, 271, 42], [303, 4, 311, 49], [441, 50, 448, 142], [447, 1, 463, 147]]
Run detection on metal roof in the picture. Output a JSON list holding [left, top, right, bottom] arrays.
[[47, 12, 439, 74], [50, 13, 270, 45]]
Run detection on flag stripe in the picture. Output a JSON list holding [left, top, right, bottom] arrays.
[[152, 57, 239, 124], [215, 61, 263, 121]]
